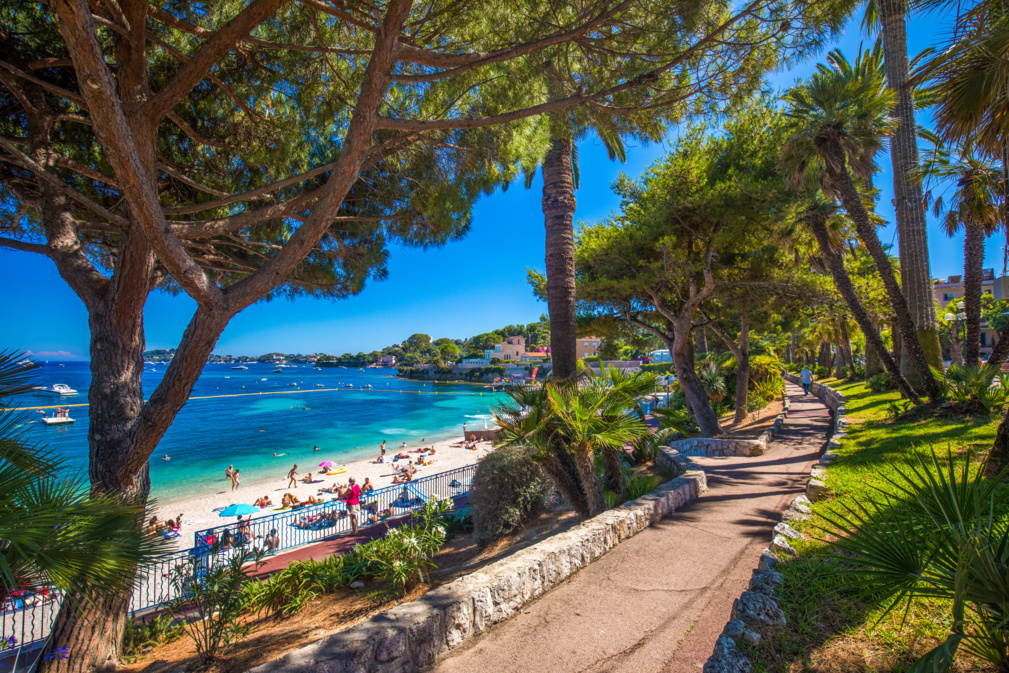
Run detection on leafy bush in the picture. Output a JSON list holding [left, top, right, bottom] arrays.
[[940, 364, 1009, 413], [470, 443, 553, 546], [867, 372, 894, 392], [822, 450, 1009, 672], [242, 553, 353, 616], [122, 613, 182, 658], [699, 364, 727, 404], [167, 543, 264, 664], [442, 508, 474, 540], [752, 376, 784, 402], [623, 474, 662, 500], [640, 362, 676, 374], [359, 498, 451, 591], [749, 354, 784, 382], [835, 365, 849, 380], [849, 363, 866, 380], [814, 365, 829, 379]]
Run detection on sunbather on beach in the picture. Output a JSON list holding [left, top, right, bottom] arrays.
[[301, 471, 313, 484], [265, 529, 280, 553], [281, 493, 301, 508], [254, 496, 273, 508], [305, 495, 321, 505]]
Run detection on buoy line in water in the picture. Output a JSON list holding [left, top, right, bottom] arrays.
[[6, 385, 496, 411]]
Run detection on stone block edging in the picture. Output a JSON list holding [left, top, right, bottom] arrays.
[[705, 377, 848, 672], [250, 457, 708, 673], [661, 396, 789, 460]]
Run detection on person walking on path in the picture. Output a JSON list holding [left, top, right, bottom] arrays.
[[344, 476, 362, 535], [800, 366, 813, 395], [225, 464, 233, 482], [232, 469, 241, 491], [287, 464, 299, 489]]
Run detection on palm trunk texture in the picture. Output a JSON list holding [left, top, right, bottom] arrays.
[[878, 0, 945, 385], [826, 161, 940, 401], [542, 135, 578, 381], [809, 214, 921, 403], [963, 225, 985, 365]]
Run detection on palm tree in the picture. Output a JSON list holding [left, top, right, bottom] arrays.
[[798, 201, 922, 402], [867, 0, 946, 385], [494, 376, 651, 519], [583, 364, 658, 494], [780, 45, 941, 401], [0, 352, 167, 665], [923, 146, 1004, 364]]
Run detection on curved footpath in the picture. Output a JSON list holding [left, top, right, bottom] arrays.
[[432, 382, 831, 673]]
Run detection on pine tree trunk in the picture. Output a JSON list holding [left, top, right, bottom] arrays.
[[878, 0, 944, 385], [542, 135, 578, 380], [826, 161, 940, 400], [695, 325, 708, 355], [669, 330, 722, 437], [986, 409, 1009, 479], [808, 213, 921, 403], [963, 224, 985, 365]]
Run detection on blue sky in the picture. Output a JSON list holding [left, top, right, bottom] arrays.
[[2, 10, 989, 360]]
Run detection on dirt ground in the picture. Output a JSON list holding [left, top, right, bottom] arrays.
[[123, 510, 582, 673], [719, 398, 784, 438]]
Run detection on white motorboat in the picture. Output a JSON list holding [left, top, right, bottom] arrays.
[[32, 383, 78, 396], [231, 365, 249, 370], [361, 384, 373, 389], [344, 383, 354, 388], [38, 410, 74, 425]]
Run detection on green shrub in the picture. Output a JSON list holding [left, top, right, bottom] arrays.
[[814, 365, 829, 379], [823, 450, 1009, 671], [867, 372, 894, 392], [167, 543, 264, 664], [849, 363, 866, 379], [358, 498, 452, 591], [640, 362, 676, 374], [442, 508, 474, 540], [471, 443, 553, 546], [752, 376, 784, 402], [941, 364, 1009, 413], [121, 613, 182, 658], [836, 365, 849, 380]]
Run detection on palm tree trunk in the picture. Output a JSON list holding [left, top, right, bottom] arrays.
[[963, 224, 985, 365], [878, 0, 944, 388], [601, 446, 624, 495], [572, 449, 606, 517], [808, 213, 922, 403], [542, 135, 578, 380], [826, 162, 941, 400], [986, 408, 1009, 479], [540, 436, 590, 518]]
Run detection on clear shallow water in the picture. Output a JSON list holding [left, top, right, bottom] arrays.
[[16, 362, 505, 501]]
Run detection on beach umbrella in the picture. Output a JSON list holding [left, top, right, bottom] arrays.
[[218, 504, 258, 518], [318, 460, 337, 468]]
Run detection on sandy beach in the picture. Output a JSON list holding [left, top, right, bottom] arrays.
[[152, 434, 495, 550]]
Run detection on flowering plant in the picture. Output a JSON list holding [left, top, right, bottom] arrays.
[[358, 499, 452, 592]]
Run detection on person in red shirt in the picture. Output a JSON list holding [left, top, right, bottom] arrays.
[[344, 476, 361, 534]]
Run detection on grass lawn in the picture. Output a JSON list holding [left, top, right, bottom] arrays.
[[750, 377, 1003, 672]]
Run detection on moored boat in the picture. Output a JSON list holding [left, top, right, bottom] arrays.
[[38, 409, 74, 425], [32, 383, 77, 396]]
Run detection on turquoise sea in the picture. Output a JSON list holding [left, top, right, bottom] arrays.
[[18, 362, 507, 501]]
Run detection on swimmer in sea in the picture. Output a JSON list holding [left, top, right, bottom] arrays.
[[162, 454, 170, 461], [274, 452, 287, 457]]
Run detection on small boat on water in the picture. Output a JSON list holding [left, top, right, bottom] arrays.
[[288, 382, 298, 387], [273, 369, 283, 373], [361, 384, 373, 389], [32, 383, 78, 396], [315, 383, 325, 387], [232, 365, 249, 370], [344, 383, 354, 388], [38, 409, 74, 425]]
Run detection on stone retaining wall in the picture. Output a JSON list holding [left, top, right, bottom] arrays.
[[251, 458, 708, 673], [661, 398, 789, 460]]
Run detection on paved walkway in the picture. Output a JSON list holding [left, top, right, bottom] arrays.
[[433, 383, 831, 673]]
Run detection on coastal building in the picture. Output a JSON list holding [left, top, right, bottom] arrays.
[[577, 336, 602, 358], [932, 270, 999, 356], [520, 351, 550, 363], [376, 355, 397, 367], [484, 335, 526, 361], [649, 349, 672, 363]]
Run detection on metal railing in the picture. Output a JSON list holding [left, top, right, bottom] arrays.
[[190, 464, 476, 562], [0, 463, 479, 657]]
